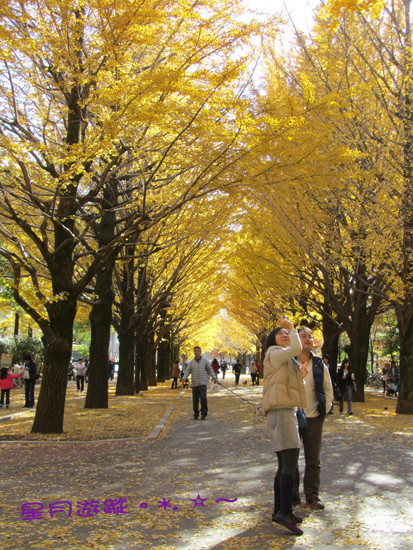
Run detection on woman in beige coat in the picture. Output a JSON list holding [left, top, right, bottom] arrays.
[[263, 318, 307, 536]]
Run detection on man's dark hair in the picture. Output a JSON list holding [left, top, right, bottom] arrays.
[[323, 354, 330, 360], [23, 353, 31, 361]]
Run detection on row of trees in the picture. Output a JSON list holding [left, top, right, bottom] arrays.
[[2, 0, 412, 435], [222, 0, 413, 412], [0, 0, 283, 432]]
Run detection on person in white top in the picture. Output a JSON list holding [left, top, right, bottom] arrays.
[[293, 327, 333, 510], [76, 359, 86, 392]]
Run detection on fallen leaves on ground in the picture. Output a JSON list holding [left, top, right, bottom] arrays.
[[0, 376, 411, 550], [0, 380, 176, 441]]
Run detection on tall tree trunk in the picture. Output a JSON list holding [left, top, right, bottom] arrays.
[[85, 181, 117, 409], [14, 312, 19, 336], [258, 332, 266, 375], [396, 1, 413, 414], [396, 310, 413, 413], [343, 309, 371, 403], [242, 353, 248, 373], [31, 300, 76, 433], [116, 322, 135, 395], [148, 338, 157, 386], [31, 186, 78, 432], [134, 330, 140, 394], [321, 311, 342, 377], [11, 313, 19, 366], [85, 260, 115, 408], [172, 342, 180, 363], [114, 241, 136, 395], [137, 331, 151, 391], [157, 323, 170, 382]]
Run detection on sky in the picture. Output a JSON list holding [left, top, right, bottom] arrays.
[[245, 0, 320, 33], [241, 0, 321, 81]]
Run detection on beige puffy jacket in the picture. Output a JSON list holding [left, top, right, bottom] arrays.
[[262, 329, 307, 414]]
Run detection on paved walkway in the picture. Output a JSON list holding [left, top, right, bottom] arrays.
[[0, 376, 412, 550]]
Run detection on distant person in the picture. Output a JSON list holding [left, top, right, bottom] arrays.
[[22, 353, 37, 408], [68, 362, 75, 381], [233, 360, 242, 386], [0, 367, 23, 409], [76, 358, 86, 392], [249, 362, 258, 385], [211, 359, 220, 377], [220, 361, 227, 379], [180, 362, 189, 387], [337, 358, 355, 415], [182, 347, 218, 420], [180, 362, 187, 380], [382, 362, 390, 394], [108, 360, 115, 381], [171, 359, 180, 389], [255, 360, 261, 386]]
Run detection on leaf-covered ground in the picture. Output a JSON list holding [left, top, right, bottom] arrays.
[[0, 380, 172, 441], [0, 374, 412, 550]]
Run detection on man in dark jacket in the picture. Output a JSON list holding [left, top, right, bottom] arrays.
[[233, 360, 242, 386], [23, 353, 37, 408], [220, 361, 227, 379], [293, 328, 333, 510]]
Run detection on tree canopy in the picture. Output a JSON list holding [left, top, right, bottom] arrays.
[[2, 0, 413, 433]]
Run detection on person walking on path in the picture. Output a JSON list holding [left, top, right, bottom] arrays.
[[0, 367, 24, 409], [233, 359, 242, 386], [211, 359, 220, 377], [255, 360, 261, 385], [182, 347, 218, 420], [108, 360, 115, 381], [293, 327, 333, 510], [249, 362, 258, 386], [76, 359, 86, 392], [262, 317, 307, 536], [85, 360, 89, 383], [22, 353, 37, 408], [382, 362, 390, 394], [220, 361, 227, 379], [171, 360, 180, 389], [337, 358, 355, 415]]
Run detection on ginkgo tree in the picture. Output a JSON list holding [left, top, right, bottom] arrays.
[[257, 0, 413, 410], [112, 193, 236, 394], [325, 0, 384, 17], [0, 0, 279, 432], [208, 5, 388, 395]]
